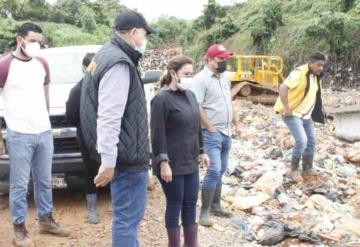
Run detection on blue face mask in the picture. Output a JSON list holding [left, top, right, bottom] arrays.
[[135, 39, 147, 55]]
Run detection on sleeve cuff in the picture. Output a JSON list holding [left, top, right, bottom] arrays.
[[154, 153, 170, 165], [100, 154, 117, 168], [199, 148, 205, 155]]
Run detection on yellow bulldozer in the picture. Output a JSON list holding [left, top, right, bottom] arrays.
[[230, 55, 284, 104]]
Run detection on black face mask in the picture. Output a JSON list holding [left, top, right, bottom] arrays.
[[216, 60, 227, 73]]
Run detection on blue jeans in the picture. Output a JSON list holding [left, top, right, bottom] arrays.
[[6, 129, 54, 225], [283, 116, 316, 158], [111, 169, 148, 247], [158, 170, 199, 229], [202, 130, 232, 189]]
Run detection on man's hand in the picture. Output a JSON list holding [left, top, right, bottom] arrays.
[[160, 161, 172, 183], [200, 154, 210, 168], [0, 139, 5, 155], [284, 108, 292, 117], [234, 124, 241, 139], [94, 165, 115, 187]]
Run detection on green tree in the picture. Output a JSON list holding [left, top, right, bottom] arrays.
[[305, 12, 350, 57], [148, 16, 188, 48], [202, 0, 226, 29], [337, 0, 356, 11], [81, 7, 97, 33], [0, 18, 17, 53], [0, 0, 20, 18], [251, 0, 283, 53], [50, 0, 82, 25]]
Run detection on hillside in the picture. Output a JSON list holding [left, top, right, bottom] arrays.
[[185, 0, 360, 87], [1, 0, 360, 86]]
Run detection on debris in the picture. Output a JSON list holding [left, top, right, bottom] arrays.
[[269, 148, 283, 160], [231, 192, 271, 211], [307, 194, 354, 216], [313, 217, 335, 234], [231, 220, 255, 241], [344, 149, 360, 165], [253, 171, 283, 196], [257, 220, 285, 245], [212, 224, 225, 232], [336, 165, 357, 178]]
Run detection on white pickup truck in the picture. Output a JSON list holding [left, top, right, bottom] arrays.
[[0, 45, 161, 194]]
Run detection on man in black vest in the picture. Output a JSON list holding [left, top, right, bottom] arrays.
[[80, 11, 155, 246]]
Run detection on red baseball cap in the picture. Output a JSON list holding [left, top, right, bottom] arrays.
[[207, 44, 233, 59]]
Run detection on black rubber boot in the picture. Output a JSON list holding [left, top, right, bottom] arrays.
[[290, 156, 303, 182], [211, 184, 232, 218], [302, 155, 314, 176], [291, 156, 301, 171], [199, 188, 215, 227]]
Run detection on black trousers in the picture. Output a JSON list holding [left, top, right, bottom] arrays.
[[77, 127, 100, 195]]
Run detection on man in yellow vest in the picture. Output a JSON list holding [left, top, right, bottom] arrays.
[[274, 52, 326, 182]]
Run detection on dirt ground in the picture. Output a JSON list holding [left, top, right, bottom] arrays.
[[0, 177, 255, 247], [0, 93, 360, 247]]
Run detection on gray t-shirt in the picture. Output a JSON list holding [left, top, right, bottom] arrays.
[[191, 66, 233, 136]]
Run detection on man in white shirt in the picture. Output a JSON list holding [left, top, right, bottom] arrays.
[[0, 23, 69, 247]]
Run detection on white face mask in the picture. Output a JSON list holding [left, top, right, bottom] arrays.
[[23, 42, 41, 58], [177, 77, 195, 91], [135, 39, 147, 55]]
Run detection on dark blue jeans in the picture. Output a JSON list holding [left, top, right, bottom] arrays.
[[111, 169, 148, 247], [158, 170, 199, 229], [202, 130, 232, 189]]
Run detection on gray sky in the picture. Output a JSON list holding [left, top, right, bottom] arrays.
[[120, 0, 243, 21], [47, 0, 246, 21]]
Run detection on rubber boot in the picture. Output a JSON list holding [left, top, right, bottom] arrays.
[[183, 224, 198, 247], [199, 188, 215, 227], [289, 156, 303, 183], [211, 184, 232, 218], [167, 227, 181, 247], [86, 194, 99, 224], [302, 155, 315, 177]]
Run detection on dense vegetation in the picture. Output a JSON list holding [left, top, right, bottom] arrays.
[[1, 0, 360, 84]]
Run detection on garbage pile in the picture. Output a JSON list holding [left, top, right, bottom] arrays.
[[219, 97, 360, 246], [140, 47, 183, 71]]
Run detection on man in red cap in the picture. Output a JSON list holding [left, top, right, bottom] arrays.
[[191, 44, 241, 227]]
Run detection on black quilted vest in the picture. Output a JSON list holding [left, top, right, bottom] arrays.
[[80, 35, 149, 172]]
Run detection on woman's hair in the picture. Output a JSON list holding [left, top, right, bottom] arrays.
[[160, 55, 193, 87], [82, 53, 95, 68]]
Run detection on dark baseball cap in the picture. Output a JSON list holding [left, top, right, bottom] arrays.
[[114, 11, 156, 35]]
